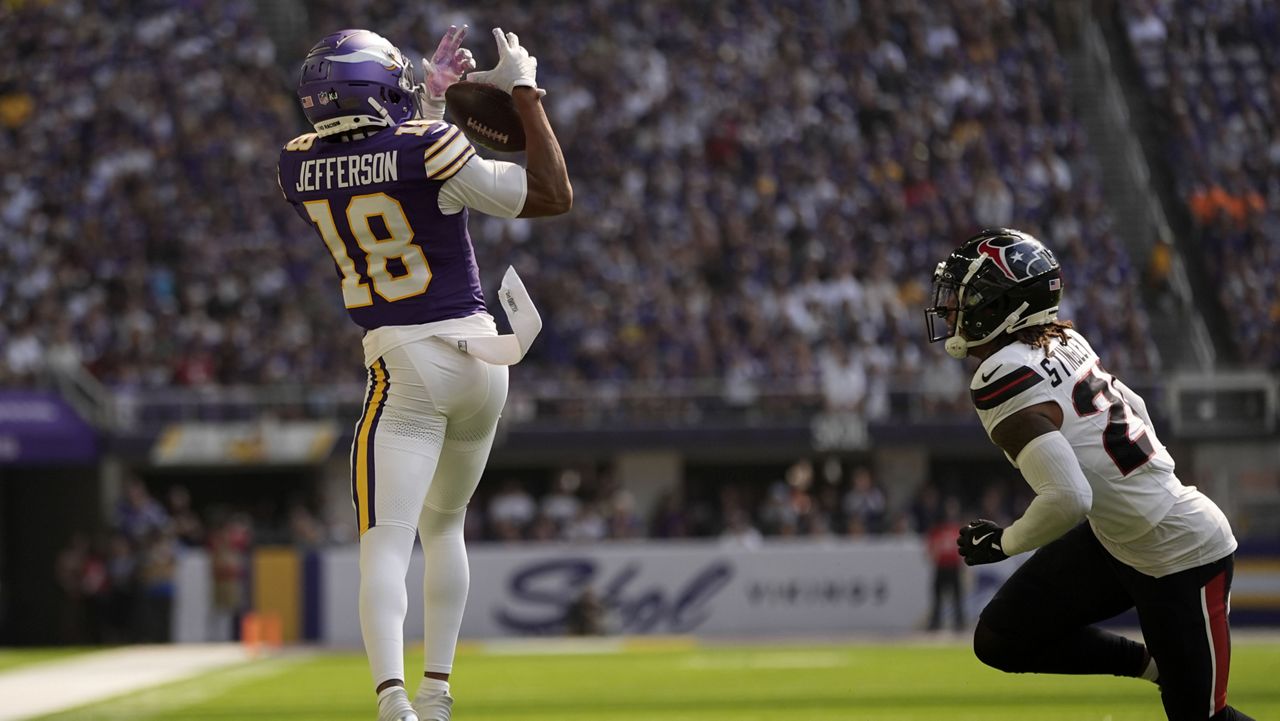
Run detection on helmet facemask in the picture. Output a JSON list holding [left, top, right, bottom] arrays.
[[925, 260, 962, 346], [927, 253, 1047, 359]]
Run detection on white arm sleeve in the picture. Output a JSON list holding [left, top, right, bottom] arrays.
[[438, 155, 528, 218], [999, 431, 1093, 555]]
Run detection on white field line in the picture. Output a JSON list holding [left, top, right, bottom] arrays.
[[48, 654, 310, 721], [0, 644, 267, 721]]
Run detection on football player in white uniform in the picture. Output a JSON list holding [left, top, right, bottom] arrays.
[[926, 229, 1254, 721]]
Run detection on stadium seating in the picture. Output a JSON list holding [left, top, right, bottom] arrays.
[[0, 0, 1161, 409], [1121, 0, 1280, 368]]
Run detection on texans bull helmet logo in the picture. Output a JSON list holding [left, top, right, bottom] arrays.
[[976, 233, 1058, 283]]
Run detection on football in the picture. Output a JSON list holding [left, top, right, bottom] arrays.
[[444, 81, 526, 153]]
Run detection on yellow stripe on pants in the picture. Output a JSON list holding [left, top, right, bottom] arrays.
[[355, 361, 388, 535]]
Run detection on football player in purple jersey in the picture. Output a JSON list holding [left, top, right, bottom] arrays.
[[278, 26, 570, 721]]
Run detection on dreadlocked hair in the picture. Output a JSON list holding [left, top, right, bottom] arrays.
[[1011, 320, 1074, 350]]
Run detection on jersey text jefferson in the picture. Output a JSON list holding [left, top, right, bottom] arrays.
[[296, 151, 398, 192]]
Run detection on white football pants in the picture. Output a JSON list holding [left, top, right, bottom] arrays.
[[352, 337, 508, 688]]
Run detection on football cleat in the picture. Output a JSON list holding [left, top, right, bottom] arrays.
[[413, 690, 454, 721], [377, 687, 420, 721]]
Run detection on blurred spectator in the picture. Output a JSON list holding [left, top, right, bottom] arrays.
[[759, 482, 800, 537], [719, 509, 763, 549], [540, 470, 583, 532], [649, 492, 691, 539], [973, 169, 1015, 227], [919, 352, 970, 416], [54, 533, 90, 643], [167, 486, 205, 547], [526, 513, 560, 542], [925, 496, 966, 632], [606, 490, 646, 539], [761, 460, 819, 536], [115, 479, 169, 545], [488, 478, 537, 541], [208, 514, 251, 642], [103, 532, 138, 643], [564, 504, 608, 543], [137, 529, 178, 642], [978, 483, 1016, 527], [1126, 0, 1167, 45], [566, 587, 606, 636], [842, 467, 888, 535], [909, 482, 942, 534], [819, 342, 869, 412], [288, 503, 325, 548]]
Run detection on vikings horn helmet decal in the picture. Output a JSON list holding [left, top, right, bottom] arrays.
[[296, 29, 422, 138]]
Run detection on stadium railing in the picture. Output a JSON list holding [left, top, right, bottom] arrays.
[[100, 376, 1173, 433]]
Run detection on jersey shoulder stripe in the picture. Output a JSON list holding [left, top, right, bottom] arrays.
[[971, 365, 1045, 410], [423, 125, 475, 180], [430, 144, 475, 181], [283, 132, 317, 153]]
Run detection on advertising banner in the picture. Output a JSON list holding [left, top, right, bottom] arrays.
[[320, 539, 932, 644], [0, 391, 98, 465], [151, 420, 338, 466]]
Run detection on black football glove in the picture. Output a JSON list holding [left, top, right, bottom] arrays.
[[957, 519, 1008, 566]]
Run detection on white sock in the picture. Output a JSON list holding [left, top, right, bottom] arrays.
[[360, 524, 417, 687], [1140, 653, 1160, 683], [415, 677, 451, 702], [419, 505, 470, 675], [379, 686, 410, 703]]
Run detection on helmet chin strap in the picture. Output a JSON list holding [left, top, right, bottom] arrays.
[[944, 301, 1030, 359], [366, 97, 395, 124]]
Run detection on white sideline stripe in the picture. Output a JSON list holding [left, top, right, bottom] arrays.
[[0, 644, 254, 721], [61, 654, 309, 721]]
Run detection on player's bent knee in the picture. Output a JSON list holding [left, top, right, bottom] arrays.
[[972, 619, 1028, 673], [419, 504, 467, 538], [360, 519, 420, 539]]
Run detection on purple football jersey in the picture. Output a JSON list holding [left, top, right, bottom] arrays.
[[278, 120, 486, 329]]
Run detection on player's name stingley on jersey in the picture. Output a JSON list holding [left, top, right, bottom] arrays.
[[294, 151, 398, 193]]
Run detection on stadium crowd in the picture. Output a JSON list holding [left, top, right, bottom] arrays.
[[52, 463, 1017, 642], [1122, 0, 1280, 368], [478, 459, 1026, 548], [1, 0, 1164, 414]]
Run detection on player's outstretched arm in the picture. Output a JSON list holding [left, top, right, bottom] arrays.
[[967, 402, 1092, 561], [514, 86, 572, 217], [468, 28, 571, 217]]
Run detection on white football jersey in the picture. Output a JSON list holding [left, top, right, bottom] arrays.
[[970, 328, 1236, 577]]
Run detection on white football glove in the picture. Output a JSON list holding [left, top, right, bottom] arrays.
[[418, 24, 476, 123], [467, 27, 545, 97]]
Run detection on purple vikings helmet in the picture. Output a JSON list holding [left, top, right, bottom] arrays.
[[297, 29, 421, 137]]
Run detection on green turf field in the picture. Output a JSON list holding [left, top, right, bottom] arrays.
[[27, 640, 1280, 721]]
